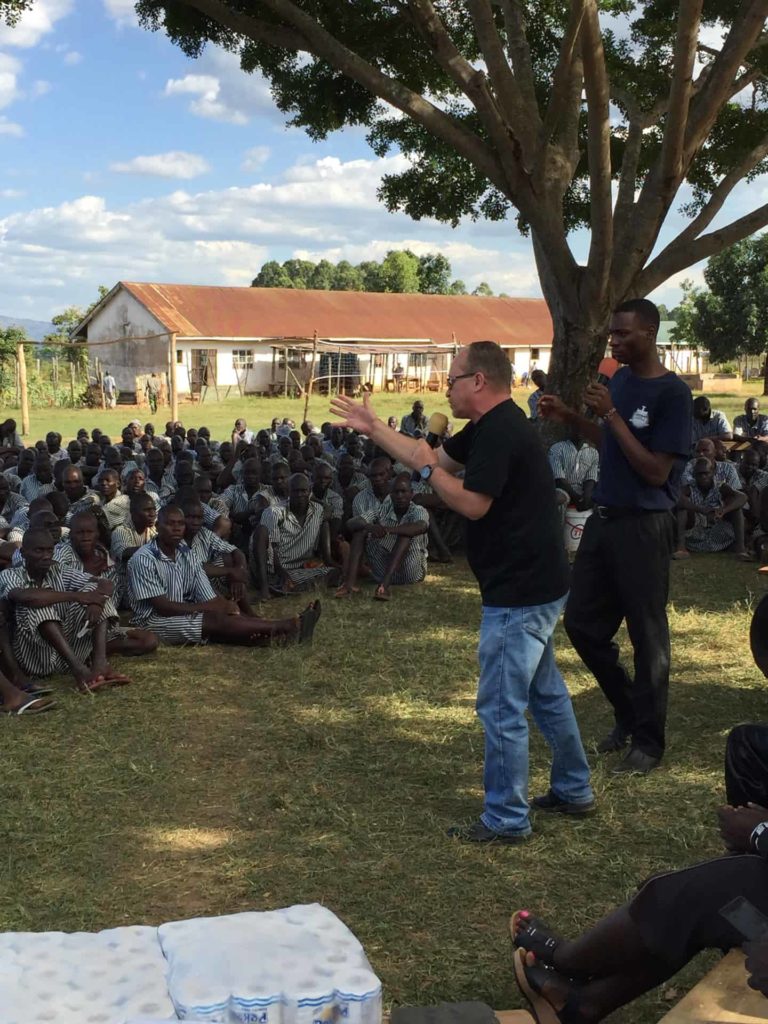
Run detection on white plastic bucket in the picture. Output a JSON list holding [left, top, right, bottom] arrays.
[[564, 506, 592, 554]]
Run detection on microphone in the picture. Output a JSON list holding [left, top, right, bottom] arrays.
[[426, 412, 448, 448], [596, 356, 620, 387]]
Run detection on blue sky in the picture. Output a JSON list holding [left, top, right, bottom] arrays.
[[0, 1, 754, 320]]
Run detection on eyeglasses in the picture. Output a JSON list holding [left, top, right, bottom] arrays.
[[446, 372, 476, 389]]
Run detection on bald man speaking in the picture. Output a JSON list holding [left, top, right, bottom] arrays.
[[331, 340, 593, 844]]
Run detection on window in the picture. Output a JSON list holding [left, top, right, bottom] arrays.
[[232, 349, 254, 370], [530, 347, 540, 360], [176, 349, 183, 363]]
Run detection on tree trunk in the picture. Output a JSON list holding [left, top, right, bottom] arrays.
[[762, 352, 768, 397]]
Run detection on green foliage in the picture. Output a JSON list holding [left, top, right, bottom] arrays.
[[252, 250, 470, 295], [472, 282, 494, 296], [0, 0, 31, 26], [0, 325, 24, 395], [672, 241, 768, 364]]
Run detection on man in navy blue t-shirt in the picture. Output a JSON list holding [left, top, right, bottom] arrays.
[[541, 299, 692, 774]]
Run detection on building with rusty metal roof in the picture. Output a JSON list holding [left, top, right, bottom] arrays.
[[72, 281, 553, 398]]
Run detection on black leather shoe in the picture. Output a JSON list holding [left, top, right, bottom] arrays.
[[596, 726, 629, 754], [446, 820, 530, 844], [532, 789, 596, 815], [612, 748, 661, 775]]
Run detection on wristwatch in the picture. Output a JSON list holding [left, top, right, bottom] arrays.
[[751, 821, 768, 855], [420, 465, 434, 481]]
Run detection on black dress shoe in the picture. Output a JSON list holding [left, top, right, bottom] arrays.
[[596, 726, 629, 753], [612, 747, 661, 775], [446, 820, 530, 844], [532, 789, 596, 815]]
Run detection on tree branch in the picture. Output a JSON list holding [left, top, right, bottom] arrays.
[[659, 0, 703, 183], [496, 0, 538, 113], [637, 202, 768, 295], [539, 0, 585, 145], [466, 0, 541, 163], [176, 0, 510, 196], [683, 0, 768, 162], [674, 133, 768, 246], [580, 0, 612, 290], [614, 119, 643, 225]]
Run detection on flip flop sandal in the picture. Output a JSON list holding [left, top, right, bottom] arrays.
[[511, 912, 564, 968], [78, 675, 130, 694], [1, 695, 56, 716], [20, 683, 54, 697], [374, 586, 391, 602], [513, 949, 584, 1024]]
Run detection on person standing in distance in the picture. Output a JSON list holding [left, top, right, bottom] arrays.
[[331, 340, 594, 843], [540, 298, 692, 775]]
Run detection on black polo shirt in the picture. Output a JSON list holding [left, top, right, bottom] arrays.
[[443, 398, 569, 607]]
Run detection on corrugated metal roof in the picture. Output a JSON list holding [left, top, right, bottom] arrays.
[[117, 282, 552, 347]]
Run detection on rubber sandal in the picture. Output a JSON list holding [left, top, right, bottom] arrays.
[[374, 585, 391, 602], [1, 695, 56, 716], [510, 912, 563, 967], [298, 600, 321, 645], [513, 949, 584, 1024]]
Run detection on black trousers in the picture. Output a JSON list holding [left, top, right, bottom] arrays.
[[564, 510, 674, 758], [725, 723, 768, 807]]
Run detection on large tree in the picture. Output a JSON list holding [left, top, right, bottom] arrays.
[[130, 3, 768, 400]]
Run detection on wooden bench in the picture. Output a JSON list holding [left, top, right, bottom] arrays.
[[658, 950, 768, 1023]]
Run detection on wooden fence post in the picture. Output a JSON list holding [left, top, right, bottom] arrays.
[[16, 340, 29, 437], [169, 332, 179, 423]]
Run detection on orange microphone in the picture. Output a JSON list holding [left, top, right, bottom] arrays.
[[596, 357, 620, 386]]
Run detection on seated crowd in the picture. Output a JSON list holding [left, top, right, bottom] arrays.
[[0, 410, 458, 714]]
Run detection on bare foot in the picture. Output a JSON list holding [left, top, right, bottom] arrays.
[[334, 583, 360, 598], [374, 584, 391, 601]]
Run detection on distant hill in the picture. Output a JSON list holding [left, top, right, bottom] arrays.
[[0, 314, 55, 342]]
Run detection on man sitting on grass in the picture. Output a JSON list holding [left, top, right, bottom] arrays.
[[0, 527, 130, 693], [111, 492, 158, 605], [57, 510, 158, 658], [127, 504, 321, 646], [252, 473, 339, 600], [674, 457, 748, 558], [178, 492, 254, 616], [336, 473, 429, 601]]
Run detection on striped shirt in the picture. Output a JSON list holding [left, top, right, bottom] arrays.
[[3, 470, 22, 492], [548, 440, 600, 495], [54, 538, 121, 604], [0, 492, 28, 520], [681, 458, 740, 489], [261, 501, 327, 573], [0, 560, 93, 600], [19, 475, 56, 501], [312, 489, 343, 521], [741, 468, 768, 494], [111, 522, 158, 561], [189, 526, 236, 566], [359, 497, 429, 584], [691, 411, 731, 447], [64, 489, 102, 522], [221, 483, 267, 517], [331, 470, 368, 496], [127, 539, 216, 626], [352, 488, 387, 518], [734, 413, 768, 438]]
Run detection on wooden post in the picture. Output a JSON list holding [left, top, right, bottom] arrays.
[[303, 330, 318, 423], [284, 345, 289, 397], [169, 332, 179, 423], [336, 346, 342, 396], [69, 360, 76, 404], [16, 340, 29, 437]]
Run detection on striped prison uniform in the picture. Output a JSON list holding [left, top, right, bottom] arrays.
[[188, 527, 238, 599], [54, 537, 124, 617], [19, 476, 56, 502], [258, 501, 333, 590], [0, 560, 117, 678], [358, 497, 429, 585], [547, 441, 600, 497], [127, 539, 216, 645], [111, 523, 158, 607]]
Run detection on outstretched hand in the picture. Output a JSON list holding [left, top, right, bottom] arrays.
[[329, 392, 379, 435], [538, 395, 570, 422]]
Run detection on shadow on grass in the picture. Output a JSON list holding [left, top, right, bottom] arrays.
[[0, 555, 762, 1022]]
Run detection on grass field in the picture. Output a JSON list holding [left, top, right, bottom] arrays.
[[2, 383, 766, 1020]]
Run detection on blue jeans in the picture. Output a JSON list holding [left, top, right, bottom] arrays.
[[477, 595, 593, 836]]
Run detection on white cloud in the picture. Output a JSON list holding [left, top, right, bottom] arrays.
[[63, 50, 82, 66], [0, 116, 23, 137], [164, 46, 276, 125], [31, 79, 51, 97], [0, 52, 21, 109], [101, 0, 139, 27], [0, 188, 25, 198], [0, 0, 73, 48], [242, 145, 271, 172], [110, 151, 211, 180]]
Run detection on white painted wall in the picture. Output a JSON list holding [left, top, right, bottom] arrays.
[[85, 290, 169, 392]]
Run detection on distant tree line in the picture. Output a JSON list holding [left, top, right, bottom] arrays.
[[252, 250, 498, 297]]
